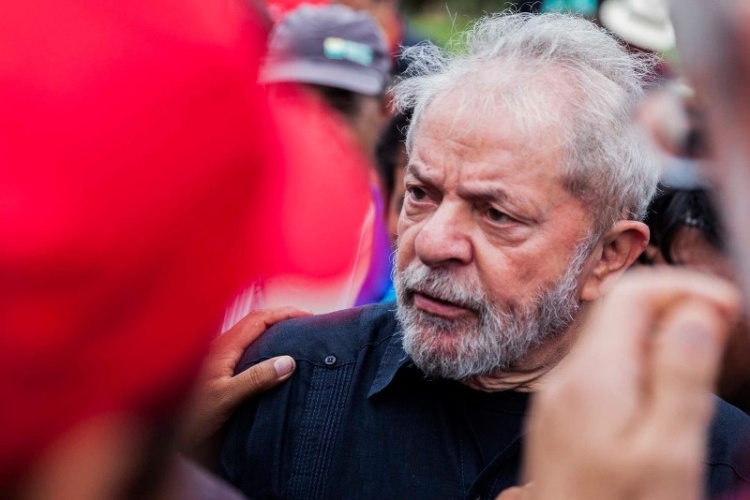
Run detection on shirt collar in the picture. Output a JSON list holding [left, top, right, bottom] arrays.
[[367, 328, 411, 398]]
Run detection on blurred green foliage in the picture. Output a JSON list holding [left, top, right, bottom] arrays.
[[402, 0, 515, 15], [404, 0, 515, 48]]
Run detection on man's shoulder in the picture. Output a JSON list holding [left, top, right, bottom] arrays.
[[707, 397, 750, 486], [235, 302, 399, 373], [710, 396, 750, 449]]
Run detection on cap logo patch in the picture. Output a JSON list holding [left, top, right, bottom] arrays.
[[323, 37, 374, 66]]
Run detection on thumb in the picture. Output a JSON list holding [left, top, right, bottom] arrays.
[[226, 356, 296, 407], [649, 299, 731, 435]]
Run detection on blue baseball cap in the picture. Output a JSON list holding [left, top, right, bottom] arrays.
[[261, 4, 391, 96]]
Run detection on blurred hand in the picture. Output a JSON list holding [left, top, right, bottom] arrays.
[[522, 269, 741, 500], [182, 307, 311, 450]]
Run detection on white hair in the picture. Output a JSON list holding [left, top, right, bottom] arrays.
[[392, 12, 661, 231]]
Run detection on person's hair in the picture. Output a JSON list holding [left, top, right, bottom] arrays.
[[642, 185, 724, 264], [375, 111, 412, 202], [392, 12, 660, 234]]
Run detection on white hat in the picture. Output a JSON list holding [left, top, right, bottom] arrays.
[[599, 0, 676, 52]]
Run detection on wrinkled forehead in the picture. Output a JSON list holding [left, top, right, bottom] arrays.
[[406, 101, 572, 203], [415, 90, 570, 159]]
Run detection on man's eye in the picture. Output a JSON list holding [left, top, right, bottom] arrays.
[[487, 207, 512, 223], [407, 186, 427, 201]]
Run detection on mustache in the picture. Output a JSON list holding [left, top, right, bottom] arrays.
[[396, 263, 486, 312]]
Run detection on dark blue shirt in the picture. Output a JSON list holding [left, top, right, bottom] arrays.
[[221, 302, 750, 499]]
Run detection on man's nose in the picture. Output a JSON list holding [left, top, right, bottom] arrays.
[[413, 202, 473, 268]]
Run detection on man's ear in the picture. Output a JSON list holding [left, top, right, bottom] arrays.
[[580, 221, 650, 302]]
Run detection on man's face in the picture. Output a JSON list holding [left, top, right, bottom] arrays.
[[394, 91, 596, 379]]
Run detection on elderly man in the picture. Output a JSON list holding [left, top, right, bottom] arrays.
[[220, 13, 750, 499]]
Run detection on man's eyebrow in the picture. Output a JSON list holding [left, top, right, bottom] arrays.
[[405, 162, 535, 214], [457, 184, 532, 212], [405, 162, 435, 186]]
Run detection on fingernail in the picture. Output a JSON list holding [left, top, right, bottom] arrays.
[[274, 356, 295, 377], [677, 323, 716, 349]]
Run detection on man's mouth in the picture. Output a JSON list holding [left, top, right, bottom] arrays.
[[411, 291, 473, 319]]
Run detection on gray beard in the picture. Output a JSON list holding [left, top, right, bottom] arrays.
[[394, 239, 592, 380]]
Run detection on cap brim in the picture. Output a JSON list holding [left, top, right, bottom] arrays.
[[600, 0, 675, 52], [260, 59, 385, 96]]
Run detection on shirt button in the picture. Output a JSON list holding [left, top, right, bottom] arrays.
[[324, 355, 337, 366]]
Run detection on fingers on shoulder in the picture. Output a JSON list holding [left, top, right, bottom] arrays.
[[228, 356, 296, 403]]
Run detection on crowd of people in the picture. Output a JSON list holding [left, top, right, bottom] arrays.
[[4, 0, 750, 499]]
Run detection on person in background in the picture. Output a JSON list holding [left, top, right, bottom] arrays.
[[265, 0, 416, 73], [640, 183, 750, 414], [375, 111, 411, 246], [222, 4, 393, 324], [599, 0, 674, 52], [641, 186, 724, 271], [598, 0, 676, 84], [373, 111, 411, 302], [262, 4, 391, 168]]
